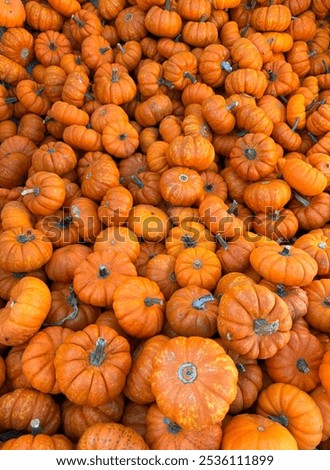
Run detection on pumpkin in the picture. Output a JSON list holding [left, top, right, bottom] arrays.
[[218, 283, 292, 360], [250, 243, 318, 286], [54, 324, 131, 407], [166, 285, 218, 338], [221, 413, 298, 450], [61, 394, 125, 442], [145, 254, 179, 300], [229, 133, 280, 181], [0, 0, 26, 28], [21, 171, 66, 216], [303, 279, 330, 334], [264, 329, 324, 392], [150, 336, 238, 430], [256, 382, 323, 450], [0, 388, 61, 435], [145, 403, 222, 450], [123, 335, 170, 404], [21, 326, 74, 394], [0, 277, 51, 346], [73, 249, 137, 308], [77, 422, 149, 450], [0, 418, 73, 450], [0, 227, 53, 273], [45, 284, 100, 331], [166, 134, 215, 171], [113, 276, 165, 339]]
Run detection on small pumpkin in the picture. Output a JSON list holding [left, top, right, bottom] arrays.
[[54, 324, 132, 407], [150, 336, 238, 430]]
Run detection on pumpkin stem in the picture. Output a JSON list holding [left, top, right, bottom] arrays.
[[174, 33, 182, 43], [193, 259, 202, 269], [181, 233, 197, 248], [192, 294, 215, 310], [244, 147, 257, 160], [269, 209, 281, 221], [99, 46, 111, 55], [307, 131, 318, 143], [226, 100, 238, 112], [158, 77, 175, 89], [199, 14, 208, 22], [236, 362, 246, 373], [305, 99, 316, 112], [177, 362, 198, 383], [43, 286, 79, 327], [322, 59, 329, 74], [71, 14, 84, 28], [163, 417, 181, 434], [144, 297, 164, 307], [0, 430, 26, 443], [55, 215, 73, 230], [296, 358, 310, 374], [116, 43, 125, 54], [111, 67, 119, 83], [5, 96, 18, 104], [275, 283, 287, 298], [279, 245, 291, 256], [30, 419, 42, 436], [183, 71, 197, 83], [164, 0, 171, 10], [221, 61, 232, 73], [215, 233, 228, 250], [131, 174, 144, 188], [291, 117, 300, 132], [179, 173, 189, 182], [16, 230, 36, 243], [43, 116, 54, 124], [293, 191, 310, 207], [318, 241, 328, 249], [89, 337, 107, 366], [322, 296, 330, 307], [21, 187, 40, 196], [169, 271, 177, 282], [268, 414, 289, 427], [240, 24, 250, 37], [98, 264, 110, 278], [267, 70, 277, 82], [253, 318, 279, 335], [227, 199, 238, 215]]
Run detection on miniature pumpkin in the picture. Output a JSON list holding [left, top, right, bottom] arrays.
[[150, 336, 238, 430], [54, 324, 132, 407]]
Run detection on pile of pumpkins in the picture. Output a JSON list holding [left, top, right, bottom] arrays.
[[0, 0, 330, 450]]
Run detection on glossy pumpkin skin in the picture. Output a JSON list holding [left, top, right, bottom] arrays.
[[145, 403, 222, 450], [221, 413, 298, 450], [0, 277, 51, 347], [218, 283, 292, 360], [150, 336, 238, 430], [77, 422, 149, 450], [256, 382, 323, 450], [54, 324, 132, 407]]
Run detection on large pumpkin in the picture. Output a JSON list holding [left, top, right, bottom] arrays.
[[150, 336, 238, 430]]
